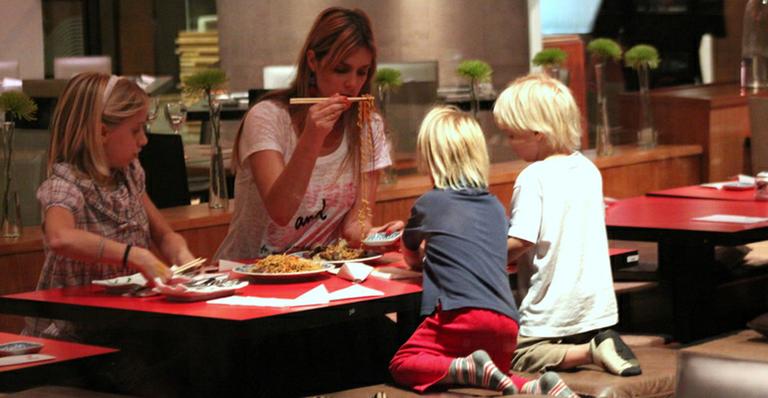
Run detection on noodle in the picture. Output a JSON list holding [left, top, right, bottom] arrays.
[[310, 239, 364, 261], [248, 255, 322, 273], [356, 95, 376, 242]]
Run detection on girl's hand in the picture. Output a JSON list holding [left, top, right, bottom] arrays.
[[304, 94, 350, 140], [132, 247, 173, 285], [368, 220, 405, 235]]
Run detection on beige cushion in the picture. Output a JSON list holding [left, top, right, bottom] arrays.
[[326, 383, 547, 397], [675, 351, 768, 398], [6, 386, 135, 398], [515, 346, 678, 398], [682, 329, 768, 362]]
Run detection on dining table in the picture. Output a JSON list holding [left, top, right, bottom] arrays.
[[0, 252, 422, 395], [0, 332, 118, 392], [605, 195, 768, 342]]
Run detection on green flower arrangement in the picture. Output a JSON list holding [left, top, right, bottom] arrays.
[[374, 68, 403, 91], [457, 60, 493, 118], [182, 68, 228, 103], [0, 91, 37, 122], [587, 38, 622, 62], [532, 48, 567, 67], [624, 44, 660, 70]]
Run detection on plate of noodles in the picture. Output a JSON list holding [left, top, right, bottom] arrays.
[[293, 239, 383, 264], [232, 254, 333, 280]]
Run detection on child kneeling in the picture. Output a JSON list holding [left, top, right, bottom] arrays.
[[389, 106, 577, 397]]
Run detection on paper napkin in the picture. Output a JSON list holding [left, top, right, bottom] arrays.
[[370, 266, 421, 280], [335, 262, 373, 282], [692, 214, 768, 224], [207, 283, 384, 307]]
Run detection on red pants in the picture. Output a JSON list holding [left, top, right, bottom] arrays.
[[389, 307, 523, 392]]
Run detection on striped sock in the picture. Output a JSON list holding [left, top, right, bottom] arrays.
[[521, 372, 579, 398], [590, 329, 642, 376], [449, 350, 518, 394]]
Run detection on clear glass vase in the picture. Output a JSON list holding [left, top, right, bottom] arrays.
[[636, 64, 657, 149], [741, 0, 768, 90], [207, 100, 229, 209], [376, 85, 397, 185], [1, 121, 22, 237], [594, 62, 613, 156]]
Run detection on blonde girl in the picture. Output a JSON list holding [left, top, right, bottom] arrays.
[[28, 72, 194, 339]]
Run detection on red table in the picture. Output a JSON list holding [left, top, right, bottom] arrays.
[[647, 185, 759, 201], [606, 196, 768, 342], [0, 332, 117, 391]]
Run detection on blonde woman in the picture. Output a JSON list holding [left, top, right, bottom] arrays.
[[494, 73, 640, 377], [215, 7, 398, 261], [28, 72, 194, 340], [389, 106, 577, 397]]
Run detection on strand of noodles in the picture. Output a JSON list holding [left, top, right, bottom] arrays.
[[249, 254, 321, 273], [357, 95, 376, 242]]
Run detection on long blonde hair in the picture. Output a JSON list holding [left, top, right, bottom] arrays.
[[47, 72, 148, 184], [417, 106, 490, 190], [231, 6, 378, 178], [493, 73, 581, 152]]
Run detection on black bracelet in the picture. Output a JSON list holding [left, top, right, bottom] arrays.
[[122, 244, 132, 268]]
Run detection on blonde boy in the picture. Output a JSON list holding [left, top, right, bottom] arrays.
[[493, 74, 641, 377]]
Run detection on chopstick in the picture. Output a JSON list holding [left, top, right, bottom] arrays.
[[172, 257, 207, 275], [289, 97, 371, 105]]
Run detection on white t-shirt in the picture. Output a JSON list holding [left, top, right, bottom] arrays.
[[509, 152, 618, 337], [214, 100, 391, 261]]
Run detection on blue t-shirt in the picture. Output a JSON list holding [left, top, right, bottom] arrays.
[[403, 187, 519, 320]]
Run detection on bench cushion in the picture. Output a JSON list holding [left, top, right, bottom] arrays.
[[325, 383, 548, 397], [516, 346, 677, 398], [682, 329, 768, 362], [6, 386, 136, 398]]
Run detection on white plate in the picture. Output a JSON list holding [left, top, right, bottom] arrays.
[[232, 263, 334, 280], [290, 251, 383, 265], [0, 341, 43, 357], [155, 278, 248, 302], [362, 231, 403, 247], [92, 273, 147, 294]]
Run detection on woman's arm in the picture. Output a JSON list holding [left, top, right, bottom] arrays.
[[43, 206, 172, 282], [249, 96, 350, 226], [340, 169, 380, 245], [142, 194, 195, 267], [508, 236, 533, 263]]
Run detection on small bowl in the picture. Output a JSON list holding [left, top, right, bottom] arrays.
[[0, 341, 44, 357], [362, 230, 403, 247]]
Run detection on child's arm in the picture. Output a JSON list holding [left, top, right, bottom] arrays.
[[141, 194, 196, 267], [508, 236, 533, 263], [43, 206, 172, 282], [401, 238, 425, 271]]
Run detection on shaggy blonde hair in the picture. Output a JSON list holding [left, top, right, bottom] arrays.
[[47, 72, 148, 184], [417, 106, 489, 190], [493, 73, 581, 152]]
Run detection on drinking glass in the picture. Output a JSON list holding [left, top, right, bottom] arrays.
[[165, 102, 187, 135], [145, 97, 160, 133]]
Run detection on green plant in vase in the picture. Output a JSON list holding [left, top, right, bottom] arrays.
[[624, 44, 661, 149], [0, 91, 37, 237], [457, 60, 493, 119], [532, 48, 568, 83], [374, 68, 402, 185], [587, 38, 622, 156], [182, 68, 230, 209]]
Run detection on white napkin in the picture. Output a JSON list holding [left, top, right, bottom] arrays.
[[334, 262, 373, 282], [218, 259, 244, 272], [693, 214, 768, 224], [370, 266, 422, 280], [208, 283, 384, 307]]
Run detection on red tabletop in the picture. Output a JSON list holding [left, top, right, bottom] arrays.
[[606, 196, 768, 234], [0, 252, 422, 324], [0, 332, 117, 373], [647, 185, 758, 201]]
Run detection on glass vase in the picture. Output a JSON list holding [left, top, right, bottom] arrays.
[[207, 100, 229, 209], [741, 0, 768, 90], [376, 85, 397, 185], [1, 121, 22, 238], [594, 62, 613, 156], [636, 64, 657, 149]]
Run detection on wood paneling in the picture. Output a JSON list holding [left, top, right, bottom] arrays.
[[0, 144, 701, 332], [544, 35, 588, 149]]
